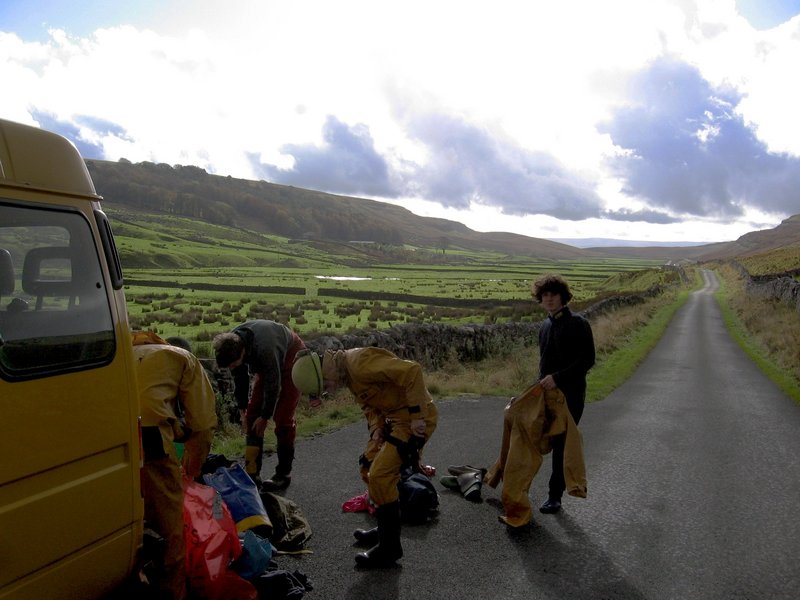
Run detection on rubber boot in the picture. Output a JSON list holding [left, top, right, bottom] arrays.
[[275, 445, 294, 478], [355, 501, 402, 568], [262, 445, 294, 491], [244, 445, 262, 487], [353, 526, 379, 547], [447, 465, 486, 477], [457, 471, 483, 501], [439, 475, 460, 491]]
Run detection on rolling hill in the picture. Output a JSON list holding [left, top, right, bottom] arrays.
[[86, 159, 799, 264]]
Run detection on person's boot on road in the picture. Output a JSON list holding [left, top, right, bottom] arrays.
[[262, 444, 293, 491], [353, 524, 379, 547], [354, 501, 403, 568]]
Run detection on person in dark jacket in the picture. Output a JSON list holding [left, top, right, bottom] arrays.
[[533, 274, 595, 514], [213, 320, 306, 491]]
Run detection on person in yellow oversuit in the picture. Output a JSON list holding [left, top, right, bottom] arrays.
[[133, 332, 218, 600], [485, 383, 587, 527], [291, 347, 438, 568]]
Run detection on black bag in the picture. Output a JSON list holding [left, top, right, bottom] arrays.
[[252, 568, 312, 599], [200, 453, 235, 475], [398, 467, 439, 524]]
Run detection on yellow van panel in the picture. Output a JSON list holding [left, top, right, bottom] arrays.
[[0, 446, 137, 587], [0, 119, 99, 197], [0, 527, 138, 600], [1, 364, 138, 483], [0, 119, 143, 599], [0, 348, 143, 597]]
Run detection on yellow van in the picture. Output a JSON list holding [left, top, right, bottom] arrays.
[[0, 119, 143, 599]]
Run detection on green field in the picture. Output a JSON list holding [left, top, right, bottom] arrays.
[[111, 209, 670, 353]]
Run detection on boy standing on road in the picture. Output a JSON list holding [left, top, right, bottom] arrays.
[[533, 274, 595, 514], [292, 346, 438, 568], [213, 320, 307, 491]]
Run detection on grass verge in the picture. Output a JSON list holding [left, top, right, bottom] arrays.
[[713, 265, 800, 405], [211, 394, 364, 458]]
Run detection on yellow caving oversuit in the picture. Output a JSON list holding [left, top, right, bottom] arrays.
[[133, 331, 218, 600], [485, 383, 586, 528], [324, 347, 438, 567]]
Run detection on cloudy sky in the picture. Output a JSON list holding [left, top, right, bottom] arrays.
[[2, 0, 800, 245]]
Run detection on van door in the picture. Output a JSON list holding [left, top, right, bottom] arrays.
[[0, 199, 142, 599]]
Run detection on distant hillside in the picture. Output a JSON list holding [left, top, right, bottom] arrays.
[[588, 215, 800, 264], [694, 215, 800, 260], [86, 159, 799, 263], [87, 159, 587, 260], [550, 238, 707, 248]]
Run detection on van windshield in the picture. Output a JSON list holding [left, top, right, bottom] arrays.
[[0, 201, 115, 379]]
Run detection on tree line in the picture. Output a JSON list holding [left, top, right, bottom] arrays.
[[87, 159, 405, 245]]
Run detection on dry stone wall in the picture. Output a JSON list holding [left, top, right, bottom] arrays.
[[303, 321, 541, 370], [302, 284, 665, 370], [746, 275, 800, 311], [203, 274, 682, 387], [202, 283, 675, 422], [731, 261, 800, 312]]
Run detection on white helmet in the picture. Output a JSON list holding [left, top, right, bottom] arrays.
[[292, 350, 323, 397]]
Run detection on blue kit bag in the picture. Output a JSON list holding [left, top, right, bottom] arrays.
[[203, 463, 273, 535]]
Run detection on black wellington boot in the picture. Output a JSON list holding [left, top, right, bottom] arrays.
[[353, 526, 379, 547], [457, 471, 483, 501], [355, 501, 403, 568], [276, 444, 295, 478], [263, 445, 294, 491]]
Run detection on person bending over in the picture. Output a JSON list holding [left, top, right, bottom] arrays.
[[292, 346, 438, 568], [213, 319, 307, 491]]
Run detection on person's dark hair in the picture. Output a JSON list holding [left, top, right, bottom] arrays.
[[166, 336, 193, 352], [213, 332, 244, 368], [532, 274, 573, 305]]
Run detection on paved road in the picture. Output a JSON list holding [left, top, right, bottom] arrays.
[[276, 270, 800, 599]]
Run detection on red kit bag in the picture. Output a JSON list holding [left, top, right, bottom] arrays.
[[183, 478, 257, 600]]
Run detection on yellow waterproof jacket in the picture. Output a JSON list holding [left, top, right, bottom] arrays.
[[132, 331, 218, 474], [485, 383, 586, 527], [337, 347, 435, 436]]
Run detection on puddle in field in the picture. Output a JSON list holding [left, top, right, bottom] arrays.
[[315, 276, 402, 281], [315, 276, 371, 281]]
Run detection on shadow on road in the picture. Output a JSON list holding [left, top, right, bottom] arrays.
[[502, 507, 648, 600], [346, 567, 402, 600]]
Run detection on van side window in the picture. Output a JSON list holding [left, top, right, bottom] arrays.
[[0, 201, 115, 380]]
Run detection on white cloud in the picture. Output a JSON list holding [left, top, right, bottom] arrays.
[[2, 0, 799, 244]]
